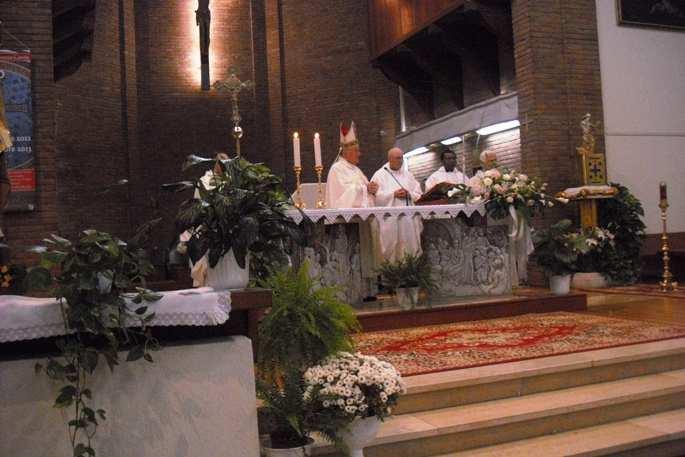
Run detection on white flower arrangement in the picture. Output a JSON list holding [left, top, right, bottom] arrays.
[[446, 166, 559, 220], [304, 352, 405, 422]]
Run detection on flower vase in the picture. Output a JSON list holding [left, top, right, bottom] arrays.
[[339, 417, 381, 457], [262, 441, 313, 457], [395, 287, 419, 310], [549, 274, 572, 295], [205, 250, 250, 290]]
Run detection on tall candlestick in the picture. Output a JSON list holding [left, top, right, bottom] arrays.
[[294, 166, 305, 209], [293, 132, 301, 168], [315, 165, 325, 208], [658, 185, 678, 291], [314, 132, 322, 168]]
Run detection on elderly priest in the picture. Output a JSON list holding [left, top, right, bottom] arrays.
[[425, 146, 468, 191], [324, 121, 380, 297], [370, 147, 423, 262], [324, 121, 378, 208]]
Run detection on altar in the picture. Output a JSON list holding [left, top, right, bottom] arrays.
[[285, 203, 512, 305]]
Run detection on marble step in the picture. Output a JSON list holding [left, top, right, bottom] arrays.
[[311, 368, 685, 457], [395, 338, 685, 415], [442, 408, 685, 457]]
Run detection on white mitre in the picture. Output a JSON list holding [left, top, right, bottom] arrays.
[[339, 120, 358, 147]]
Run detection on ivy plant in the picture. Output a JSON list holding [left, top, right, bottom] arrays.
[[27, 230, 162, 457]]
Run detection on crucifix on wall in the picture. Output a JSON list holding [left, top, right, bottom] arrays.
[[196, 0, 211, 90]]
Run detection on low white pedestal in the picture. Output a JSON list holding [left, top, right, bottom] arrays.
[[0, 336, 259, 457]]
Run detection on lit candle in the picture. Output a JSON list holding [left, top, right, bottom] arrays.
[[660, 181, 667, 201], [293, 132, 301, 168], [314, 132, 322, 167]]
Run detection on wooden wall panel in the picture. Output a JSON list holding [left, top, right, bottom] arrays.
[[369, 0, 465, 58]]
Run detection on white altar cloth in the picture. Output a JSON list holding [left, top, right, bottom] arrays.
[[285, 202, 485, 224], [0, 287, 232, 343]]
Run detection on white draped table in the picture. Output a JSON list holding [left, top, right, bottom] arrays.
[[0, 288, 261, 457], [285, 202, 486, 224]]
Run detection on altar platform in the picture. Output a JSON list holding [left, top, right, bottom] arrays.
[[352, 289, 587, 332]]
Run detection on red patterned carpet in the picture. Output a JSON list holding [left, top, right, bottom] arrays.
[[353, 312, 685, 377]]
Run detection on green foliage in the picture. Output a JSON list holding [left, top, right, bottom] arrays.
[[176, 157, 304, 280], [27, 230, 161, 457], [378, 253, 436, 291], [595, 183, 646, 284], [532, 219, 592, 275], [256, 262, 359, 448]]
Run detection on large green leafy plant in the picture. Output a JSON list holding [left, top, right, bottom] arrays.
[[595, 183, 646, 284], [175, 157, 303, 281], [532, 219, 593, 276], [27, 230, 161, 457], [256, 262, 359, 449]]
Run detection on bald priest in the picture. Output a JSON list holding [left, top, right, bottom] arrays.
[[370, 147, 423, 263]]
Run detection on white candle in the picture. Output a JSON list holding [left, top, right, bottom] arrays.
[[314, 132, 322, 167], [293, 132, 301, 168]]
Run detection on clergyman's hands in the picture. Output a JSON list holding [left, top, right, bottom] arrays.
[[367, 182, 379, 195], [394, 188, 408, 199]]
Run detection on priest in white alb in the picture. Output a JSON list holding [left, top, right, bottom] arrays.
[[370, 147, 423, 262], [424, 147, 468, 191], [324, 121, 380, 296]]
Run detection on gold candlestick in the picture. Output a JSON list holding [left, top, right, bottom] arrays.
[[658, 184, 677, 292], [315, 165, 325, 208], [294, 166, 305, 209]]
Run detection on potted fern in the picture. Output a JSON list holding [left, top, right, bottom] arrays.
[[175, 156, 303, 289], [257, 262, 360, 456], [378, 253, 435, 309]]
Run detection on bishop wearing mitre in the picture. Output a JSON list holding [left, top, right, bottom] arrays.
[[324, 121, 378, 208], [324, 121, 380, 297], [370, 147, 423, 262]]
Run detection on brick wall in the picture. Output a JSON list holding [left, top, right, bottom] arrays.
[[54, 0, 135, 240], [512, 0, 604, 226], [2, 1, 58, 264], [270, 0, 399, 188], [134, 0, 262, 250]]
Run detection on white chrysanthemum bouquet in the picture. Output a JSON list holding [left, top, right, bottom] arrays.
[[304, 352, 405, 426], [447, 167, 560, 220]]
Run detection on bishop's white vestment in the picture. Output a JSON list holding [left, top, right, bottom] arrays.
[[370, 165, 423, 263], [324, 158, 373, 209], [325, 157, 379, 287], [424, 166, 468, 191]]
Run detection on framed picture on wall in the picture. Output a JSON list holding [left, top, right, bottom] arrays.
[[617, 0, 685, 31]]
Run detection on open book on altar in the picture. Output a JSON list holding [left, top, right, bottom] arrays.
[[415, 182, 457, 205]]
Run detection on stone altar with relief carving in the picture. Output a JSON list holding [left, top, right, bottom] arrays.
[[287, 205, 511, 305]]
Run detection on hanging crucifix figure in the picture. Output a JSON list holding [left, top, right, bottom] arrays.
[[196, 0, 211, 90]]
